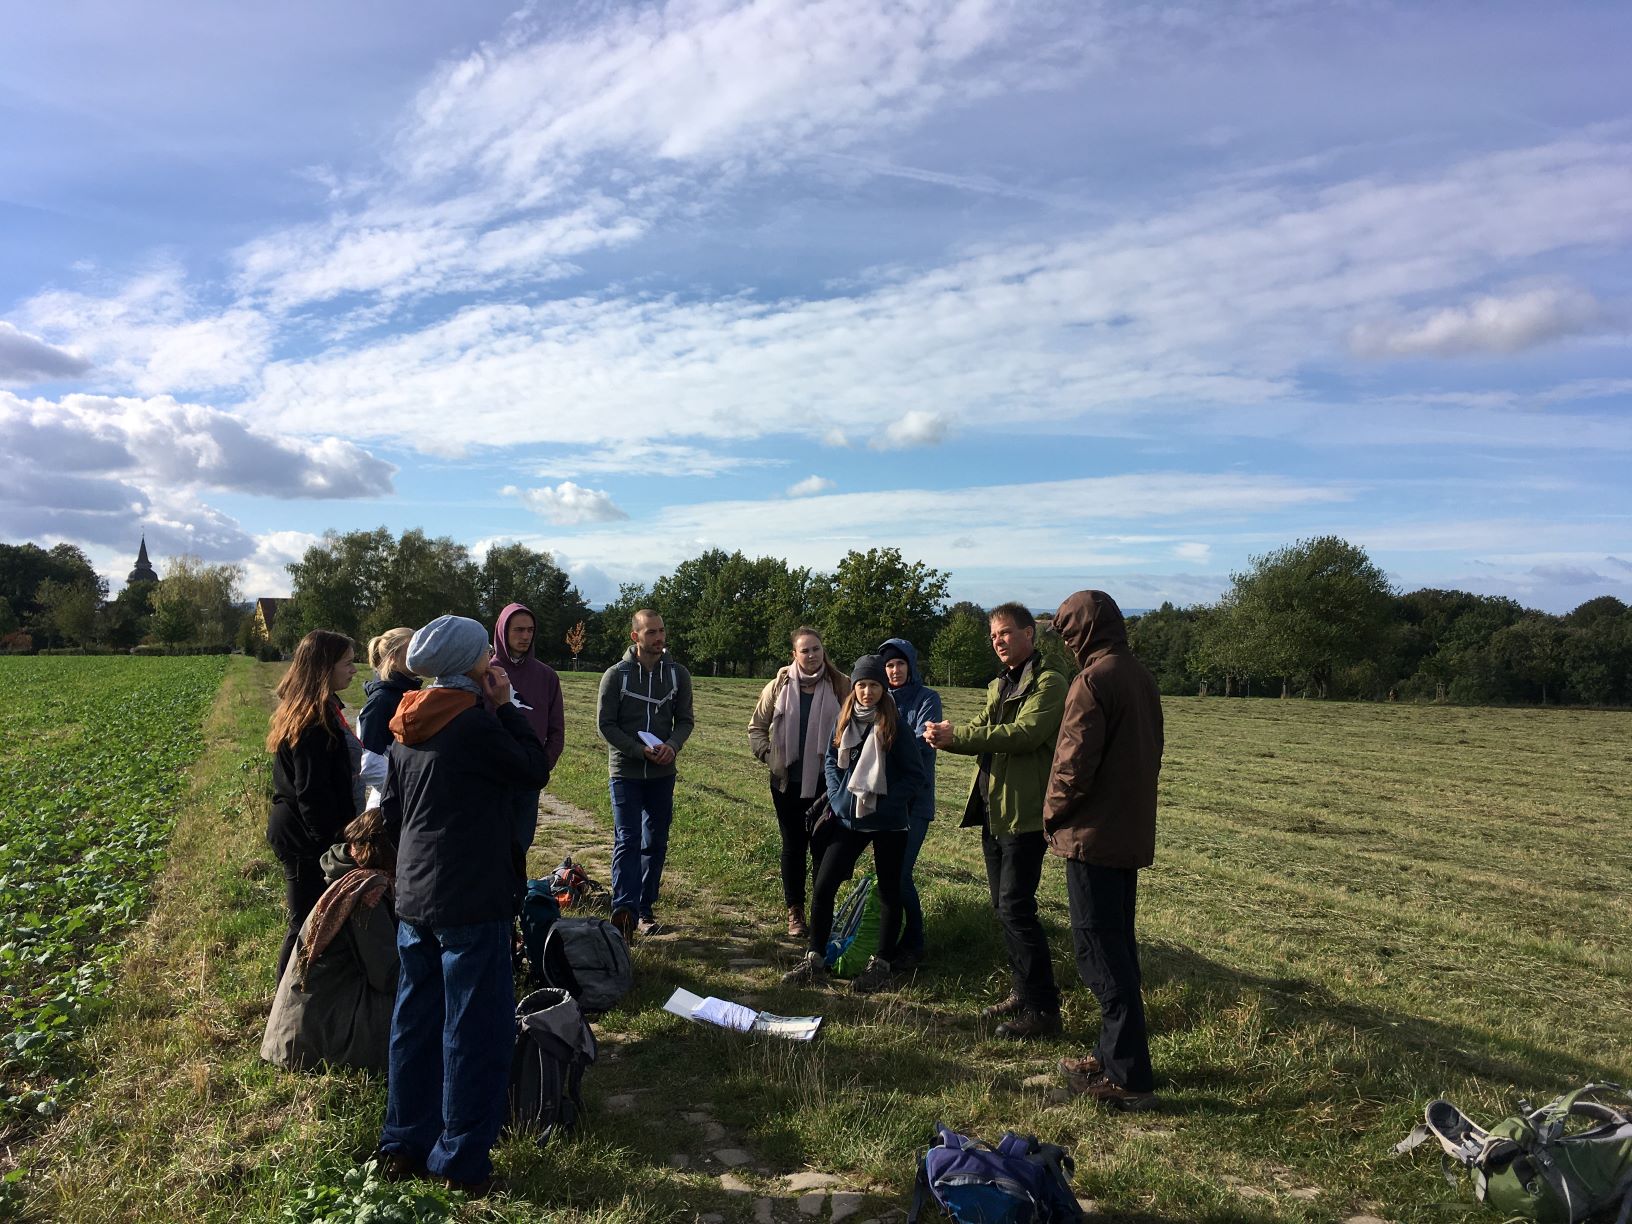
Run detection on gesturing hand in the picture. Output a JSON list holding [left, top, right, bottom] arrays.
[[922, 720, 954, 749]]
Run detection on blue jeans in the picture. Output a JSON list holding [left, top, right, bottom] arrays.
[[897, 793, 934, 957], [609, 774, 676, 919], [380, 920, 514, 1183]]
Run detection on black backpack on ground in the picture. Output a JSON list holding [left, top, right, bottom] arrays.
[[508, 987, 597, 1143], [540, 917, 632, 1015]]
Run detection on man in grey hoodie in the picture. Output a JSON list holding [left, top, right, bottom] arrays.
[[596, 609, 695, 940]]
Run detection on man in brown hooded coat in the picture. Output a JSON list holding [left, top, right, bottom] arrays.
[[1044, 590, 1164, 1108]]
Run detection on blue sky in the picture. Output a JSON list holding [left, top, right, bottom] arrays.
[[2, 0, 1628, 613]]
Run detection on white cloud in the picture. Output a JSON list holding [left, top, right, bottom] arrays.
[[502, 480, 629, 524], [530, 441, 774, 479], [16, 266, 272, 395], [249, 136, 1632, 456], [873, 410, 949, 450], [1174, 542, 1212, 563], [1350, 284, 1610, 357], [0, 390, 394, 566], [787, 475, 835, 497], [237, 529, 323, 597], [0, 322, 91, 383]]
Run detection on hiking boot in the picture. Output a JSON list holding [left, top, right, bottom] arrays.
[[994, 1008, 1062, 1041], [369, 1149, 424, 1182], [979, 993, 1024, 1021], [611, 908, 635, 943], [850, 955, 894, 995], [782, 950, 829, 986], [637, 915, 663, 937], [891, 946, 924, 971], [442, 1173, 503, 1199], [786, 906, 808, 939], [1058, 1053, 1104, 1082], [1064, 1069, 1157, 1112]]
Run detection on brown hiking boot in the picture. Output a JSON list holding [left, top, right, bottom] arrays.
[[1062, 1067, 1157, 1111], [787, 906, 808, 939], [611, 908, 635, 943], [850, 955, 894, 995], [994, 1008, 1061, 1041], [369, 1150, 424, 1182], [979, 993, 1024, 1021], [1058, 1053, 1104, 1080]]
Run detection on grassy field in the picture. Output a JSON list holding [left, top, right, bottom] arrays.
[[8, 660, 1632, 1222]]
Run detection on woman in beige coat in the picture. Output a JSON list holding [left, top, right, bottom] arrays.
[[747, 627, 850, 937]]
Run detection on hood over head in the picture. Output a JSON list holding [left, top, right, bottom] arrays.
[[494, 602, 536, 668], [877, 637, 923, 687], [1053, 590, 1128, 668]]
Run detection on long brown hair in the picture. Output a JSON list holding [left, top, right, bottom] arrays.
[[833, 686, 897, 753], [789, 626, 848, 700], [266, 630, 354, 751]]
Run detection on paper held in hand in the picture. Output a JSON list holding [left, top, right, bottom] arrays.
[[637, 731, 664, 749], [663, 987, 822, 1041]]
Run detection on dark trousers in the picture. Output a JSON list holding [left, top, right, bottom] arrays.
[[510, 788, 542, 914], [896, 791, 934, 957], [981, 828, 1060, 1014], [770, 783, 820, 909], [1066, 861, 1154, 1092], [277, 853, 327, 981], [609, 774, 676, 919], [380, 919, 514, 1183], [808, 825, 908, 962]]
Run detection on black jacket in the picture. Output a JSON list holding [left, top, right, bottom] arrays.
[[358, 675, 421, 755], [382, 697, 551, 927], [268, 706, 355, 860]]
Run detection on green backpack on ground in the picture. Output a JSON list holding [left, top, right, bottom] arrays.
[[825, 874, 881, 978], [1396, 1083, 1632, 1223]]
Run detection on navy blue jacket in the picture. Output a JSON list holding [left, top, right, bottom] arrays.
[[383, 697, 551, 927], [358, 674, 422, 755], [878, 637, 943, 815], [824, 710, 925, 834]]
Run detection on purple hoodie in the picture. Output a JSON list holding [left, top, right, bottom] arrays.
[[492, 602, 565, 770]]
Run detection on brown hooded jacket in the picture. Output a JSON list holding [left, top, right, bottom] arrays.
[[1043, 590, 1164, 867]]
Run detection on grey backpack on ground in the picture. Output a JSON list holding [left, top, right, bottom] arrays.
[[540, 916, 633, 1015], [508, 987, 597, 1142], [1396, 1082, 1632, 1223]]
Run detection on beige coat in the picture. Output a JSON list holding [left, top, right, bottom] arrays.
[[748, 666, 850, 792]]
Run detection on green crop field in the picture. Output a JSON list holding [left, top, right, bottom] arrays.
[[0, 656, 227, 1141], [7, 660, 1632, 1222]]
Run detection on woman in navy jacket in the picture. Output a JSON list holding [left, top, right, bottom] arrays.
[[781, 654, 923, 995]]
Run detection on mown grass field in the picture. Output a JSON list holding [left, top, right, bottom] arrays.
[[7, 658, 1631, 1222]]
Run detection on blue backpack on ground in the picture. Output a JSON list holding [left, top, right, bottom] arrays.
[[909, 1123, 1084, 1224], [521, 879, 562, 982], [825, 874, 881, 978]]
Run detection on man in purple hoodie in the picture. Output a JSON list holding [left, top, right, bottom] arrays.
[[492, 604, 566, 883]]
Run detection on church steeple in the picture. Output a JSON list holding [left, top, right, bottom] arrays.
[[127, 535, 158, 585]]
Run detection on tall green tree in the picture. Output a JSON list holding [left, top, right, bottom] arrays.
[[367, 530, 479, 638], [592, 582, 651, 663], [1224, 536, 1394, 697], [929, 609, 994, 688], [278, 528, 395, 646], [36, 577, 103, 647], [151, 555, 244, 647], [813, 547, 949, 669]]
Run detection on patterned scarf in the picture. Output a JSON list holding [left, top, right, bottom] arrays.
[[297, 868, 391, 989]]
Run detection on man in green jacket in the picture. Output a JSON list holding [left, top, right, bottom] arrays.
[[924, 602, 1067, 1039]]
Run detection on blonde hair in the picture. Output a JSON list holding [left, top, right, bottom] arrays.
[[368, 627, 414, 681]]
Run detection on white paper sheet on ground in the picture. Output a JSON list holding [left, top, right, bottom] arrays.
[[663, 987, 822, 1041]]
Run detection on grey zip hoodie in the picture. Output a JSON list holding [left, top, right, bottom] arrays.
[[596, 645, 695, 778]]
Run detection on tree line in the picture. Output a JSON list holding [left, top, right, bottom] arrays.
[[3, 530, 1627, 706]]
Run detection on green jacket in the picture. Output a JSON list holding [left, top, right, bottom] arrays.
[[945, 661, 1067, 836]]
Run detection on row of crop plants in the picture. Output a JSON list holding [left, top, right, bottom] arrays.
[[0, 655, 227, 1136]]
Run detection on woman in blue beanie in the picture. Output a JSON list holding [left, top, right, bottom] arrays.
[[373, 615, 551, 1195], [782, 654, 924, 995]]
